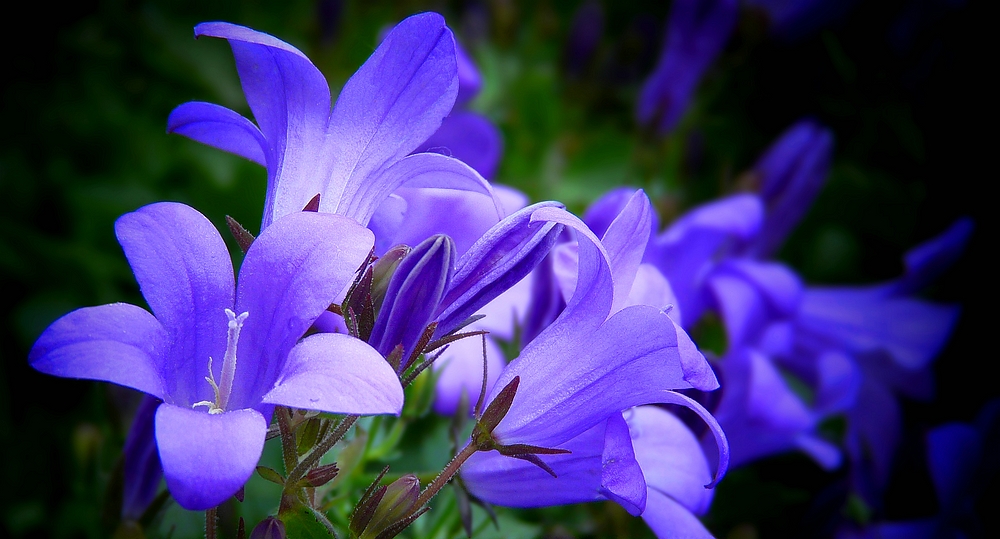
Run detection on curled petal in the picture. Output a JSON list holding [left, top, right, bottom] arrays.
[[656, 390, 730, 487], [263, 333, 403, 415], [343, 151, 502, 228], [435, 201, 564, 335], [415, 111, 502, 179], [167, 101, 267, 166], [115, 202, 234, 406], [234, 212, 375, 410], [155, 404, 266, 510], [30, 303, 168, 400]]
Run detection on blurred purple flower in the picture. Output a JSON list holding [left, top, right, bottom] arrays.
[[745, 0, 860, 42], [121, 395, 162, 521], [167, 14, 499, 231], [413, 39, 503, 180], [30, 203, 403, 510], [741, 119, 834, 258], [637, 0, 738, 133], [837, 400, 998, 539], [776, 218, 972, 501]]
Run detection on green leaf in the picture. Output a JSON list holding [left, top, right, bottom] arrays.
[[256, 466, 285, 486], [280, 505, 338, 539]]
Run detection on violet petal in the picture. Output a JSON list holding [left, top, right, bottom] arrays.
[[29, 303, 168, 399], [166, 101, 267, 166], [262, 333, 403, 415], [233, 212, 374, 410], [155, 404, 267, 510], [114, 202, 234, 405]]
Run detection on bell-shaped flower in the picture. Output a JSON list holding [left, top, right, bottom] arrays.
[[460, 203, 727, 515], [637, 0, 739, 133], [30, 203, 404, 510], [167, 13, 499, 231], [712, 348, 841, 470]]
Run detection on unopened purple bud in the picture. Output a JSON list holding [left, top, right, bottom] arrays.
[[370, 235, 455, 369], [304, 462, 339, 488], [352, 475, 421, 539], [249, 517, 285, 539]]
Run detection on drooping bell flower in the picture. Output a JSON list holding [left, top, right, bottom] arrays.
[[777, 218, 972, 501], [460, 203, 727, 516], [30, 203, 404, 510], [740, 119, 834, 258], [167, 13, 499, 231], [637, 0, 738, 133]]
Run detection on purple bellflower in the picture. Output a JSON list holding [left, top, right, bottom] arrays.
[[167, 13, 500, 232], [739, 119, 834, 258], [460, 199, 727, 522], [30, 203, 404, 510], [638, 0, 739, 133]]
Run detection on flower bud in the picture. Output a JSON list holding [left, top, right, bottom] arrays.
[[351, 475, 421, 539], [304, 463, 339, 488]]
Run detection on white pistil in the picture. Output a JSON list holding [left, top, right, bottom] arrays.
[[192, 308, 249, 414]]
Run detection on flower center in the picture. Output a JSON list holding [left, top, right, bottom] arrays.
[[193, 308, 249, 414]]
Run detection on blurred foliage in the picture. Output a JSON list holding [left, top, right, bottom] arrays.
[[0, 0, 989, 537]]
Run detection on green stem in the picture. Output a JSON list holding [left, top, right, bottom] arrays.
[[205, 507, 218, 539], [412, 443, 478, 512], [285, 415, 358, 487], [275, 406, 298, 475]]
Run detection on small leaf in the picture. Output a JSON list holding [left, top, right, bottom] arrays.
[[256, 466, 285, 486]]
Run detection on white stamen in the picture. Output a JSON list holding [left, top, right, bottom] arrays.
[[191, 309, 249, 414], [217, 309, 248, 411]]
